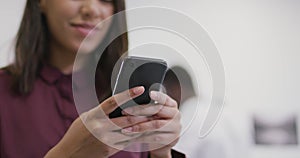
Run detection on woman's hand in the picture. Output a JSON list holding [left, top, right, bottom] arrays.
[[45, 86, 150, 158], [121, 91, 182, 158]]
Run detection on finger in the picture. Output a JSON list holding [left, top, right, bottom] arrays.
[[121, 114, 181, 135], [150, 91, 178, 108], [123, 105, 179, 119], [122, 104, 163, 116], [98, 131, 141, 146], [100, 86, 145, 115], [121, 119, 169, 134], [133, 132, 178, 145], [154, 106, 180, 119], [110, 115, 151, 129]]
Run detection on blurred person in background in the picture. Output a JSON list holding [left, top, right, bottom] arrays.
[[165, 66, 246, 158]]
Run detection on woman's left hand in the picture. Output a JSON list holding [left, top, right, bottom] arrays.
[[121, 91, 182, 158]]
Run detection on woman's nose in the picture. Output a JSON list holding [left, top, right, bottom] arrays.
[[80, 0, 103, 20]]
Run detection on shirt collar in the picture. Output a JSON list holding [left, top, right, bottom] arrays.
[[39, 63, 94, 90], [40, 63, 65, 84]]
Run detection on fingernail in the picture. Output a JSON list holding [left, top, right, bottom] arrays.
[[133, 86, 144, 94], [121, 127, 133, 133], [150, 91, 158, 100]]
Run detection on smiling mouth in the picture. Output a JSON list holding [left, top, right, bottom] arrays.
[[70, 23, 99, 36]]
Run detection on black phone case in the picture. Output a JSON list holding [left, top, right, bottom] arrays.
[[109, 56, 168, 118]]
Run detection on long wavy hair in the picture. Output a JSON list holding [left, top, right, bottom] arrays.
[[6, 0, 128, 101]]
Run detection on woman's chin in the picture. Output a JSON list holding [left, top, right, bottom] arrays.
[[72, 42, 99, 55]]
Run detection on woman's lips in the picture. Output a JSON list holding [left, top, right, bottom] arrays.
[[71, 23, 99, 37]]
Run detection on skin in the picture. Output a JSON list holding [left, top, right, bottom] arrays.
[[40, 0, 114, 74], [40, 0, 181, 157]]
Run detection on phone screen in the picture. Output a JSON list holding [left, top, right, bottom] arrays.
[[109, 56, 168, 118]]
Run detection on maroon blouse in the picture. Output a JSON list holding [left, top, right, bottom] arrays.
[[0, 65, 148, 158]]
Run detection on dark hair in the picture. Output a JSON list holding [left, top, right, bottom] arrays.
[[164, 66, 196, 105], [6, 0, 128, 99]]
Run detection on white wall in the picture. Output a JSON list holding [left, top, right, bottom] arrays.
[[126, 0, 300, 110], [0, 0, 299, 157], [125, 1, 300, 158], [0, 0, 26, 67]]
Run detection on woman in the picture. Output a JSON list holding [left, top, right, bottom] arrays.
[[0, 0, 182, 157]]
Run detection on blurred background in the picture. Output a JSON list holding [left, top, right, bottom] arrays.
[[1, 0, 299, 158]]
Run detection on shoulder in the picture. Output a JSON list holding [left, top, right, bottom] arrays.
[[0, 69, 13, 111], [0, 68, 12, 84], [0, 69, 12, 89], [0, 69, 15, 101]]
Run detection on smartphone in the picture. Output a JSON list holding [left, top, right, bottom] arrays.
[[109, 56, 168, 118]]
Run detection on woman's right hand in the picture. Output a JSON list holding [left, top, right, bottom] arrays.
[[45, 86, 148, 158]]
